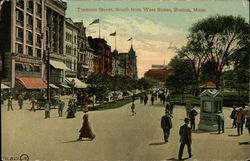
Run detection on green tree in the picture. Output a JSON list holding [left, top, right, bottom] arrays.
[[166, 56, 195, 102], [181, 15, 248, 88]]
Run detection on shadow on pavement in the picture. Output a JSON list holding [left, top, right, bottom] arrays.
[[149, 142, 166, 146], [209, 132, 222, 135], [63, 139, 92, 143], [167, 157, 189, 161], [192, 130, 208, 134], [228, 134, 239, 137], [239, 141, 250, 145]]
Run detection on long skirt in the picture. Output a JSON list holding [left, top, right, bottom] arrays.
[[79, 121, 95, 139]]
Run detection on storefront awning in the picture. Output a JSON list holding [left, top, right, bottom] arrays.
[[60, 84, 71, 88], [50, 60, 69, 70], [49, 84, 59, 89], [66, 77, 87, 88], [1, 83, 10, 89], [15, 77, 47, 89]]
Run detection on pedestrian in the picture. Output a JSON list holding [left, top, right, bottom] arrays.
[[140, 95, 143, 104], [230, 106, 237, 128], [151, 95, 155, 105], [189, 107, 198, 131], [18, 93, 24, 109], [67, 99, 75, 118], [44, 101, 50, 119], [185, 103, 192, 118], [165, 102, 171, 114], [178, 118, 192, 160], [78, 113, 95, 141], [216, 112, 224, 134], [131, 102, 136, 115], [162, 94, 166, 105], [169, 100, 174, 114], [58, 100, 65, 117], [246, 116, 250, 143], [236, 108, 245, 135], [161, 111, 172, 142], [144, 94, 148, 106], [154, 92, 158, 101], [132, 94, 135, 103], [30, 96, 36, 112], [7, 96, 13, 111]]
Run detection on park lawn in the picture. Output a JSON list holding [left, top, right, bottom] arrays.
[[91, 98, 132, 111], [90, 93, 142, 111], [170, 92, 248, 107]]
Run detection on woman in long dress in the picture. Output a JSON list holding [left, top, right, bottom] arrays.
[[78, 114, 95, 140]]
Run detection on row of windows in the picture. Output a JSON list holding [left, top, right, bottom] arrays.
[[66, 61, 77, 71], [16, 27, 41, 46], [65, 32, 77, 44], [15, 43, 41, 57], [65, 45, 77, 55], [16, 0, 42, 16], [15, 63, 41, 72], [16, 9, 42, 31]]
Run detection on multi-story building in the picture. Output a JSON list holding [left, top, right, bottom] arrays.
[[88, 37, 112, 74], [0, 0, 46, 88], [64, 18, 78, 78], [74, 21, 94, 79], [45, 0, 68, 86]]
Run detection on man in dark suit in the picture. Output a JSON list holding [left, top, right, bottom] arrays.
[[161, 111, 172, 142], [178, 118, 192, 160], [189, 107, 198, 131]]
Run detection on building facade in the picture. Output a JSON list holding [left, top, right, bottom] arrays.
[[0, 0, 46, 88], [88, 37, 112, 74], [74, 21, 94, 79], [45, 0, 67, 85], [64, 18, 78, 78]]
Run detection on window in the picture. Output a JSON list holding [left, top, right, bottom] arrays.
[[33, 65, 40, 72], [36, 19, 41, 32], [36, 34, 41, 46], [15, 43, 23, 54], [27, 1, 33, 12], [16, 9, 23, 22], [16, 0, 24, 8], [26, 46, 33, 56], [36, 3, 42, 16], [24, 64, 32, 72], [27, 14, 33, 26], [27, 31, 33, 43], [36, 49, 41, 57], [16, 27, 23, 41], [15, 63, 24, 71]]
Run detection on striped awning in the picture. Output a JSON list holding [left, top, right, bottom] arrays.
[[15, 77, 47, 89]]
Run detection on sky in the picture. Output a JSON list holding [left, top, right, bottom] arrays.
[[65, 0, 249, 78]]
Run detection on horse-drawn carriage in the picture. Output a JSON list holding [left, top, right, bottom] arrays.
[[36, 96, 59, 109]]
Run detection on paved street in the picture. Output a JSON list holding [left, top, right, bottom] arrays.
[[2, 97, 250, 161]]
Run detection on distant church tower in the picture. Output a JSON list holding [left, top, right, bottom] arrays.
[[128, 45, 138, 79]]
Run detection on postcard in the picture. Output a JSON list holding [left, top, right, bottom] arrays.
[[1, 0, 249, 161]]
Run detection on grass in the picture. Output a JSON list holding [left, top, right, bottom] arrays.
[[90, 93, 142, 111], [170, 91, 249, 107]]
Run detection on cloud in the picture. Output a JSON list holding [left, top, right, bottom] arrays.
[[71, 15, 185, 78]]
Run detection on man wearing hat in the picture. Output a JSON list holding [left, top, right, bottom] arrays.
[[178, 118, 192, 160], [161, 111, 172, 143]]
